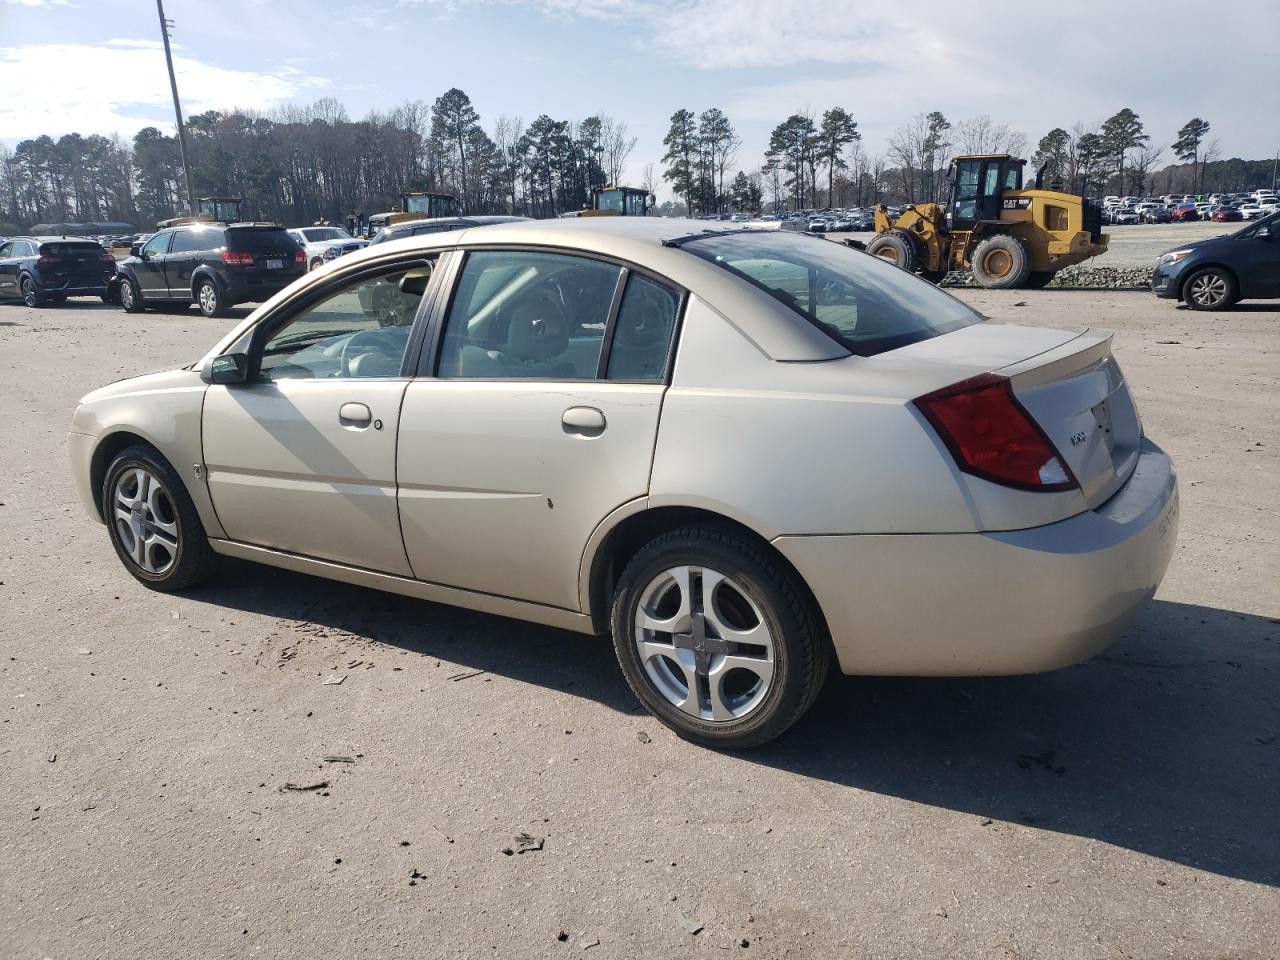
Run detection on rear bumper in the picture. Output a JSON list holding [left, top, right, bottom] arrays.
[[220, 271, 303, 304], [774, 438, 1179, 676]]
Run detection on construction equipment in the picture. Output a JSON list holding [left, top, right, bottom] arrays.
[[865, 155, 1107, 289], [560, 185, 654, 218], [157, 197, 245, 229], [358, 192, 463, 239]]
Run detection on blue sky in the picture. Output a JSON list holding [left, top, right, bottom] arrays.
[[2, 0, 1276, 199]]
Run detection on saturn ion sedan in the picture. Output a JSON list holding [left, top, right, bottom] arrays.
[[69, 219, 1179, 748]]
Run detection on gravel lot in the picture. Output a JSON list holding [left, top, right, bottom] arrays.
[[2, 287, 1277, 959]]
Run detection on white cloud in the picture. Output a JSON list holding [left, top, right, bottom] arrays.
[[3, 0, 74, 7], [0, 41, 329, 142]]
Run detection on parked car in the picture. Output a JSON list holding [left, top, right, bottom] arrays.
[[1142, 208, 1173, 224], [69, 219, 1179, 748], [0, 235, 116, 306], [109, 222, 305, 317], [1238, 202, 1265, 220], [286, 226, 369, 271], [1212, 207, 1244, 222], [1110, 208, 1140, 225], [1152, 211, 1280, 310], [367, 215, 530, 246], [1171, 203, 1200, 222]]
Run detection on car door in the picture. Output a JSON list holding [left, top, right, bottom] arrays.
[[134, 232, 171, 297], [201, 258, 439, 575], [0, 241, 20, 299], [396, 247, 682, 610], [1239, 219, 1280, 297], [162, 227, 203, 298]]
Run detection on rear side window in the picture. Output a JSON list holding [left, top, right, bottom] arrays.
[[682, 232, 980, 357], [437, 250, 621, 380], [228, 229, 297, 254], [169, 230, 219, 254], [606, 274, 679, 382]]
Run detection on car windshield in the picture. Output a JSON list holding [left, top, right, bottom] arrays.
[[682, 231, 981, 357], [301, 227, 351, 242]]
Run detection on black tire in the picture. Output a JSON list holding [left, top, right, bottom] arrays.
[[309, 258, 323, 272], [196, 278, 228, 318], [971, 234, 1032, 289], [1024, 271, 1055, 289], [119, 275, 145, 313], [102, 444, 215, 591], [866, 232, 917, 272], [610, 525, 831, 750], [20, 277, 45, 308], [1182, 267, 1238, 311]]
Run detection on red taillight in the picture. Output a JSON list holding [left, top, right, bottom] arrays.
[[100, 253, 116, 265], [222, 250, 253, 267], [294, 249, 306, 264], [36, 254, 61, 267], [914, 373, 1077, 492]]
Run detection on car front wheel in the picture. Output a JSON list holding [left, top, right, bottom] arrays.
[[611, 525, 830, 749], [103, 445, 214, 591], [120, 276, 144, 313], [1183, 267, 1238, 311]]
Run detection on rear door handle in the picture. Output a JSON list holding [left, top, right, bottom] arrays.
[[339, 402, 372, 427], [562, 406, 606, 435]]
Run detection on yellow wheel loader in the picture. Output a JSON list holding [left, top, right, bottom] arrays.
[[357, 192, 463, 239], [866, 155, 1107, 289], [559, 185, 654, 218], [157, 197, 246, 229]]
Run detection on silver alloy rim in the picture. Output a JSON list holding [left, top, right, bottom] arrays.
[[120, 281, 134, 309], [1189, 273, 1227, 306], [112, 467, 179, 575], [198, 283, 217, 314], [22, 280, 35, 306], [633, 565, 775, 722]]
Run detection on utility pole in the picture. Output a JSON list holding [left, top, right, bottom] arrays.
[[156, 0, 195, 214]]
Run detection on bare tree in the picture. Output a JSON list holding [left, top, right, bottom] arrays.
[[1129, 143, 1164, 197], [954, 115, 1028, 157], [600, 116, 638, 185], [640, 161, 658, 197]]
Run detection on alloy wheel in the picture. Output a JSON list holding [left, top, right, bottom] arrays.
[[22, 279, 37, 307], [1188, 273, 1228, 307], [198, 283, 217, 315], [633, 565, 775, 722], [112, 466, 179, 575], [120, 281, 135, 310]]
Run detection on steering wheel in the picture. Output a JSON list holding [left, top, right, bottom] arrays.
[[339, 327, 406, 377]]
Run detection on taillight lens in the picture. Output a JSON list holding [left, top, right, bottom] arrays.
[[294, 249, 306, 264], [99, 253, 116, 265], [36, 254, 61, 267], [914, 374, 1077, 492], [222, 250, 253, 266]]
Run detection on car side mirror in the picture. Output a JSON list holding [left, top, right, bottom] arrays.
[[130, 243, 142, 257], [201, 352, 249, 385]]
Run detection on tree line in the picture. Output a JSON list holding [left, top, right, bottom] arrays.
[[1, 88, 1273, 233]]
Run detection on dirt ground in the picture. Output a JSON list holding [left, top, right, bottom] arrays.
[[1, 288, 1277, 960]]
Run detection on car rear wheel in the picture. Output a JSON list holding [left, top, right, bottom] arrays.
[[120, 276, 144, 313], [103, 445, 214, 591], [196, 279, 227, 318], [1183, 268, 1238, 311], [610, 525, 830, 749], [21, 277, 45, 308]]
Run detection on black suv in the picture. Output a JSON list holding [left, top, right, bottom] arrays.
[[112, 223, 305, 317], [0, 236, 117, 307]]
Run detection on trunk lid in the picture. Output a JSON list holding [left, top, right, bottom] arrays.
[[998, 329, 1141, 508]]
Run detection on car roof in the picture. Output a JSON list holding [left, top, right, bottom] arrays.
[[11, 235, 97, 243]]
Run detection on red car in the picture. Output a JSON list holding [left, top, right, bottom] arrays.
[[1171, 203, 1200, 222], [1212, 207, 1243, 222]]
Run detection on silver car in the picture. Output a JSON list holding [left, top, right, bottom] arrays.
[[68, 219, 1179, 748]]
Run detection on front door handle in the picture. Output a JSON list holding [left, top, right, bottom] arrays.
[[562, 406, 606, 435], [339, 402, 372, 427]]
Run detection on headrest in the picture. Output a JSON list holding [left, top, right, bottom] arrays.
[[505, 290, 568, 362]]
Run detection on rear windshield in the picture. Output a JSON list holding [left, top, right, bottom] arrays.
[[681, 231, 981, 357], [228, 228, 298, 254], [39, 242, 102, 257]]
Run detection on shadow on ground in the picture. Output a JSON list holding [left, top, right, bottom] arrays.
[[188, 559, 1279, 886]]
